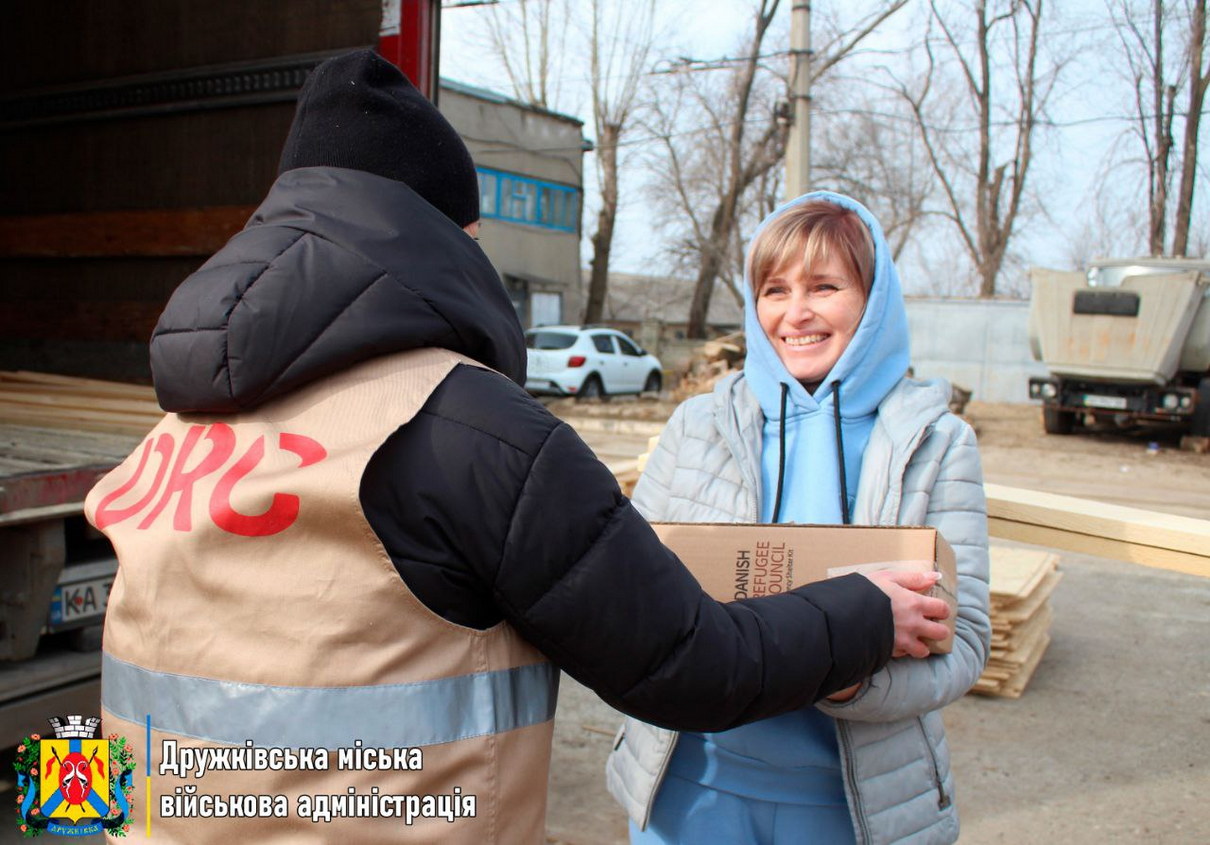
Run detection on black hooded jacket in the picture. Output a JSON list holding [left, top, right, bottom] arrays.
[[149, 166, 894, 731]]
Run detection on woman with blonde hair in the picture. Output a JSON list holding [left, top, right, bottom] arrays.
[[606, 191, 991, 844]]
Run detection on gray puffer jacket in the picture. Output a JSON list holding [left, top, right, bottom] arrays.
[[605, 372, 991, 844]]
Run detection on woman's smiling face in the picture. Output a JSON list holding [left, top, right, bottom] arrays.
[[755, 254, 867, 390]]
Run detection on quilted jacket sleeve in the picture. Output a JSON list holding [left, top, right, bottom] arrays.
[[498, 417, 895, 732], [366, 367, 896, 732], [816, 416, 991, 722], [627, 399, 688, 521]]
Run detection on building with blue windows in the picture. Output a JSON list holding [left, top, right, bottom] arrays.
[[440, 80, 590, 329]]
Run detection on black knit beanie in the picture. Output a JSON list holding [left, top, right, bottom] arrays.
[[278, 49, 480, 228]]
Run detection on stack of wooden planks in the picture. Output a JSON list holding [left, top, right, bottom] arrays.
[[985, 482, 1210, 578], [972, 547, 1062, 698], [0, 371, 161, 437], [671, 332, 746, 402]]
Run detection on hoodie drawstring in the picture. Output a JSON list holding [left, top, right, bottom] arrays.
[[832, 379, 851, 525], [771, 382, 789, 524], [772, 380, 850, 525]]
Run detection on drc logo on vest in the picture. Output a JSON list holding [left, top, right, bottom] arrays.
[[12, 715, 136, 838], [93, 424, 329, 538]]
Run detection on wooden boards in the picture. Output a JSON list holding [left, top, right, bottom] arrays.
[[972, 547, 1061, 699], [985, 482, 1210, 578], [0, 371, 161, 437]]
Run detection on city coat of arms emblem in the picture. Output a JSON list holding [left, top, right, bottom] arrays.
[[13, 715, 135, 838]]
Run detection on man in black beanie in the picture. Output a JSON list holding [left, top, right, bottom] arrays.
[[278, 49, 480, 229], [90, 48, 947, 843]]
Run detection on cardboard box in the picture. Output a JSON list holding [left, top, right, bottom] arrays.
[[653, 522, 957, 654]]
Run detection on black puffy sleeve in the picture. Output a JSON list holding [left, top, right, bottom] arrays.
[[361, 365, 893, 732]]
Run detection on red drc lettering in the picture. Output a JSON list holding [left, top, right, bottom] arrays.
[[137, 424, 235, 531], [93, 435, 174, 529], [94, 425, 327, 537]]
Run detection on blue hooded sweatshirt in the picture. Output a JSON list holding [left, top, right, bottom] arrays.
[[663, 192, 911, 823], [744, 190, 910, 525]]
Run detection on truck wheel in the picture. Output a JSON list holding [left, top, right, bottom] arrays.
[[1043, 406, 1076, 435], [1193, 377, 1210, 437]]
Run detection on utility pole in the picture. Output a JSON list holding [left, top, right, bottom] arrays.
[[785, 0, 811, 200]]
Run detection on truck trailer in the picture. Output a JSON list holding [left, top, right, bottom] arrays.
[[0, 0, 441, 749]]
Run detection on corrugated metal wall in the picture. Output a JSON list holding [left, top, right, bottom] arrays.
[[906, 298, 1047, 403]]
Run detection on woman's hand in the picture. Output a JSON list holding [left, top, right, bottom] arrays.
[[826, 683, 861, 702], [862, 569, 950, 659]]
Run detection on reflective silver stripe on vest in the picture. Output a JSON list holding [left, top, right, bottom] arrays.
[[103, 652, 558, 748]]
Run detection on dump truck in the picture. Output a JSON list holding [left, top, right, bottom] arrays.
[[1027, 257, 1210, 437]]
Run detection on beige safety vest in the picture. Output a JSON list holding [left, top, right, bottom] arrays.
[[85, 349, 557, 843]]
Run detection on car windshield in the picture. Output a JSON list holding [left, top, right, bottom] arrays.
[[526, 331, 577, 350]]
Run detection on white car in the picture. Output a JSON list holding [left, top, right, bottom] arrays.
[[524, 326, 664, 399]]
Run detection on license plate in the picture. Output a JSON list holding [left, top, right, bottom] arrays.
[[48, 575, 113, 631], [1082, 394, 1128, 410]]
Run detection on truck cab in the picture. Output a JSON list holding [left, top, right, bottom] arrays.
[[1027, 257, 1210, 437]]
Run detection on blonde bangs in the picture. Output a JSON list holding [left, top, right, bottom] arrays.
[[748, 201, 875, 295]]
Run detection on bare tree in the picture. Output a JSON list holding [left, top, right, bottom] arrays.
[[1065, 182, 1143, 268], [684, 0, 783, 339], [1172, 0, 1208, 256], [476, 0, 658, 326], [801, 3, 934, 261], [812, 89, 935, 261], [1109, 0, 1180, 254], [1107, 0, 1209, 257], [482, 0, 571, 110], [894, 0, 1057, 297], [583, 0, 657, 324], [647, 0, 911, 338]]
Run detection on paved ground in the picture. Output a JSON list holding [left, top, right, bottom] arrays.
[[541, 397, 1210, 844]]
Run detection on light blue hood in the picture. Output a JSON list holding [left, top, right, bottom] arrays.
[[742, 191, 910, 524]]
